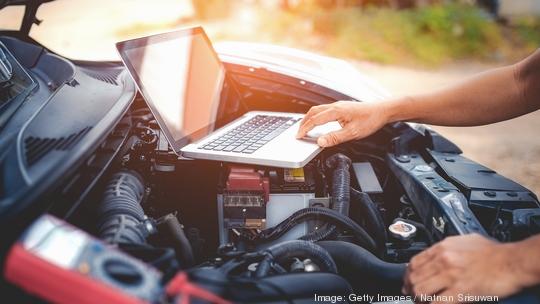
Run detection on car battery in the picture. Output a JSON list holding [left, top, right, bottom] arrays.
[[217, 164, 324, 245], [4, 214, 162, 304], [218, 193, 327, 245]]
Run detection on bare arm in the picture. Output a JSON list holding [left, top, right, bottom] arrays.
[[513, 234, 540, 287], [386, 49, 540, 126], [402, 233, 540, 301], [297, 49, 540, 147], [391, 52, 540, 300]]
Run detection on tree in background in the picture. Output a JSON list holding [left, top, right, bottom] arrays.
[[277, 0, 490, 10]]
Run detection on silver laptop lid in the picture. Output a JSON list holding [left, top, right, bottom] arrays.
[[116, 27, 225, 152]]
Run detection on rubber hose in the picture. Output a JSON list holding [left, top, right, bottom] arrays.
[[229, 273, 352, 303], [255, 240, 337, 278], [318, 241, 406, 294], [327, 153, 351, 215], [301, 153, 351, 242], [97, 170, 148, 244], [350, 188, 387, 249], [257, 207, 377, 254], [157, 214, 195, 267]]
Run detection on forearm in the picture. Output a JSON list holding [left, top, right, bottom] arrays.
[[510, 234, 540, 289], [384, 50, 540, 127]]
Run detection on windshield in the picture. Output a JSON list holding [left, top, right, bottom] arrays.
[[0, 5, 23, 31], [0, 0, 195, 61]]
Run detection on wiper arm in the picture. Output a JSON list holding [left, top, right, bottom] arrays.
[[0, 48, 13, 85], [0, 43, 36, 132]]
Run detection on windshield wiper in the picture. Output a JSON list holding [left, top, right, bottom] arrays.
[[0, 43, 36, 131], [0, 48, 13, 84]]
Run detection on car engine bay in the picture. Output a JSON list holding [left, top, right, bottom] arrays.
[[1, 34, 540, 303]]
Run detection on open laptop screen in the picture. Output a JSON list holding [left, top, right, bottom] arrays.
[[117, 27, 225, 151]]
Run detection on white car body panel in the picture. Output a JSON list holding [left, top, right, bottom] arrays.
[[215, 41, 424, 132], [215, 41, 391, 103]]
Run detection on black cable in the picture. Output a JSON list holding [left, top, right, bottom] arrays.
[[301, 153, 352, 242], [254, 207, 377, 254], [156, 213, 195, 267], [350, 188, 388, 250]]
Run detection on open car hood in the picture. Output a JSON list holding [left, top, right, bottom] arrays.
[[0, 0, 53, 9], [215, 41, 391, 103]]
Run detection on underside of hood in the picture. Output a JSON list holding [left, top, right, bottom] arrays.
[[0, 0, 53, 9]]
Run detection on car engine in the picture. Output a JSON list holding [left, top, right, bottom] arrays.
[[60, 92, 540, 302], [1, 35, 540, 303]]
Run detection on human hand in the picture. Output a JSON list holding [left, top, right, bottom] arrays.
[[296, 100, 389, 147], [403, 234, 526, 303]]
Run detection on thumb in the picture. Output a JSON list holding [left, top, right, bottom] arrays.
[[317, 129, 351, 147]]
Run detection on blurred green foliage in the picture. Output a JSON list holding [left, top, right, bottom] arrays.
[[513, 16, 540, 49], [258, 2, 539, 66], [116, 1, 540, 67], [306, 3, 503, 65]]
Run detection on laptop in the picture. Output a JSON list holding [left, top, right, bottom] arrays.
[[116, 27, 326, 168]]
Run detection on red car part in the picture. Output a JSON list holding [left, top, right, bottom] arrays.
[[226, 165, 270, 201], [166, 272, 230, 304], [4, 243, 145, 304]]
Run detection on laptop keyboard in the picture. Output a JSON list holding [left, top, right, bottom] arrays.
[[199, 115, 300, 154]]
